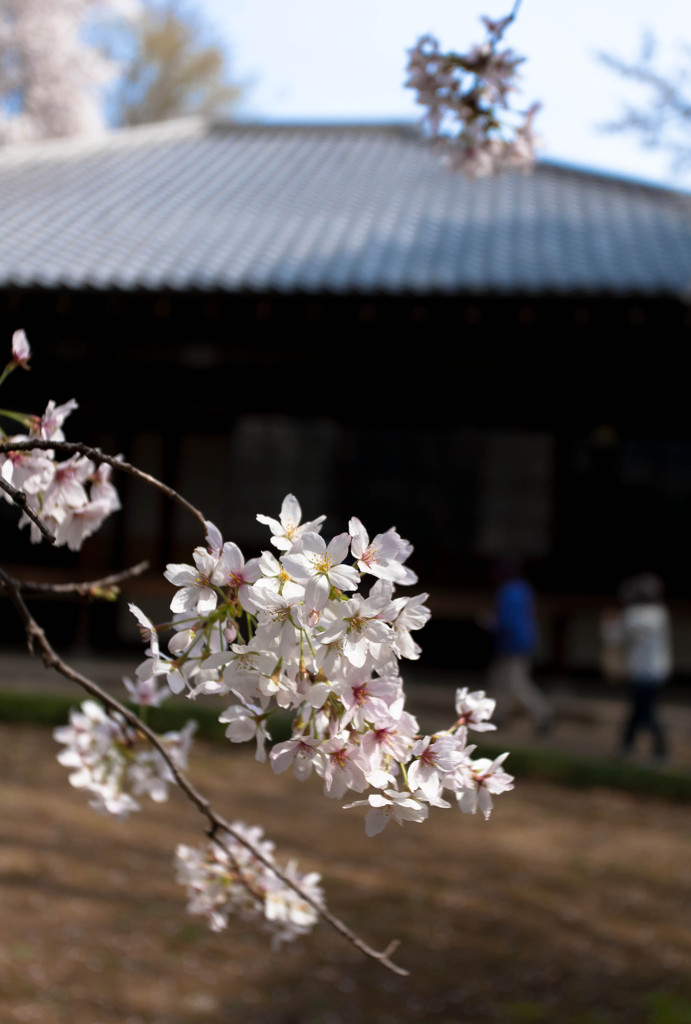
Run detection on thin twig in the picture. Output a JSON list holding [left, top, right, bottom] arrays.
[[208, 830, 271, 904], [509, 0, 522, 23], [0, 564, 409, 977], [0, 560, 150, 600], [0, 440, 206, 529], [0, 476, 56, 543]]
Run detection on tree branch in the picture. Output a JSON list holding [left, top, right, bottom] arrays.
[[0, 440, 206, 530], [0, 475, 56, 543], [0, 563, 409, 977], [0, 560, 150, 600], [598, 34, 691, 170]]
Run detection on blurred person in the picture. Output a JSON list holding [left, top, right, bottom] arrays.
[[609, 573, 672, 763], [485, 559, 554, 735]]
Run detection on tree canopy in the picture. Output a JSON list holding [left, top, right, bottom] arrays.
[[0, 0, 238, 144], [111, 2, 240, 127]]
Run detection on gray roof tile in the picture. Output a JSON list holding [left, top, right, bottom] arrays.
[[1, 117, 690, 297]]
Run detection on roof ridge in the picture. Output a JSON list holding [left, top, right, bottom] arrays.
[[210, 120, 691, 196], [1, 116, 689, 196], [0, 116, 207, 164], [534, 158, 691, 199]]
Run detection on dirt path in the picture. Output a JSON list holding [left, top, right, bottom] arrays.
[[1, 723, 690, 1024]]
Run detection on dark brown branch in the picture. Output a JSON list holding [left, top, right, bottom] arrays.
[[0, 476, 56, 543], [0, 440, 206, 530], [0, 564, 409, 977], [209, 830, 272, 904], [1, 560, 150, 600]]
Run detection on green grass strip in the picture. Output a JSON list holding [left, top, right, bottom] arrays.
[[0, 690, 688, 800], [0, 690, 293, 743], [478, 739, 691, 802]]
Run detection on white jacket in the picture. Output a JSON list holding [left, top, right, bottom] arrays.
[[619, 603, 672, 684]]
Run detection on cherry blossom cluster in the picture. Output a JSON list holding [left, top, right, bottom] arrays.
[[0, 331, 120, 549], [406, 11, 540, 177], [176, 823, 323, 946], [3, 332, 513, 960], [53, 635, 324, 944], [129, 494, 514, 839], [5, 331, 327, 946], [0, 0, 138, 144], [53, 695, 196, 819]]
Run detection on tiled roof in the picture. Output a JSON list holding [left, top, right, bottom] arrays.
[[0, 118, 690, 297]]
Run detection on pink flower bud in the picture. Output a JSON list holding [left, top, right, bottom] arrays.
[[11, 329, 31, 368]]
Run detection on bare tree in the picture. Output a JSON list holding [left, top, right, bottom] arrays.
[[112, 1, 239, 127], [600, 33, 691, 173]]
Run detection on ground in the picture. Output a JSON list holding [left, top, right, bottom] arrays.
[[1, 722, 690, 1024]]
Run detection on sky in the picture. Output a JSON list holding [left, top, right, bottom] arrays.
[[196, 0, 691, 191]]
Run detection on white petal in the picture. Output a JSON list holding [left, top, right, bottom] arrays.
[[364, 808, 388, 836], [280, 494, 302, 525], [305, 573, 330, 611], [327, 532, 350, 565], [196, 588, 217, 616]]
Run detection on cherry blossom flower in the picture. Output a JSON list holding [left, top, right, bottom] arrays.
[[316, 734, 369, 799], [219, 702, 270, 761], [212, 540, 261, 612], [345, 789, 430, 836], [128, 604, 190, 695], [318, 594, 395, 668], [252, 587, 304, 659], [282, 531, 359, 612], [128, 604, 160, 655], [221, 644, 277, 703], [0, 440, 53, 494], [358, 704, 419, 769], [89, 461, 121, 515], [349, 517, 416, 584], [455, 687, 497, 731], [54, 498, 113, 551], [164, 547, 220, 616], [457, 753, 514, 819], [123, 672, 169, 708], [253, 549, 305, 601], [333, 668, 401, 730], [389, 592, 432, 661], [408, 735, 468, 800], [257, 493, 325, 552], [36, 398, 79, 441], [270, 734, 320, 781], [42, 452, 92, 509]]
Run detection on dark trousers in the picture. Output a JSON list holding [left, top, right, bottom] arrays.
[[621, 683, 667, 759]]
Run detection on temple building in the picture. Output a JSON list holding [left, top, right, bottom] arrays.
[[2, 119, 690, 668]]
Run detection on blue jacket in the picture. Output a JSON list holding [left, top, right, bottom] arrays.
[[494, 580, 537, 656]]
